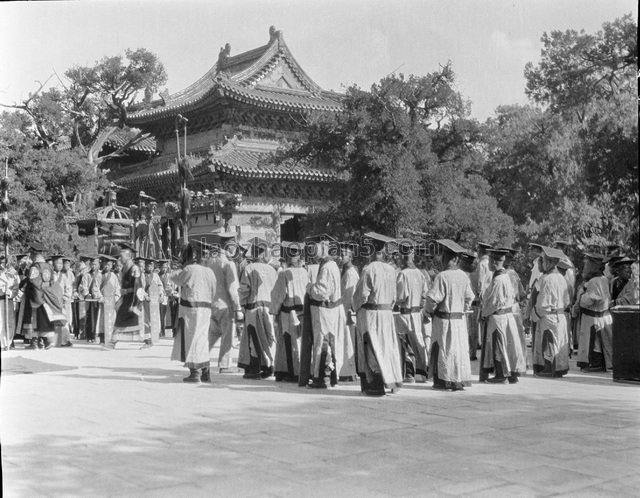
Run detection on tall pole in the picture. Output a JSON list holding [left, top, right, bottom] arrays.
[[3, 158, 9, 343], [175, 115, 190, 245]]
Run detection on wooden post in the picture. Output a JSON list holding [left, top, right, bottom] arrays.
[[3, 158, 9, 344]]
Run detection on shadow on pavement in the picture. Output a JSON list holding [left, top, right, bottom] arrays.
[[1, 356, 79, 375]]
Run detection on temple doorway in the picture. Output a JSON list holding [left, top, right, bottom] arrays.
[[280, 215, 303, 241]]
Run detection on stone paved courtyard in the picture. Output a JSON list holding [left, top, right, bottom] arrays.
[[1, 339, 639, 497]]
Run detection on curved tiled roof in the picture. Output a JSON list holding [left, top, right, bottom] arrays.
[[206, 144, 337, 182], [116, 137, 338, 188], [103, 129, 156, 154], [127, 28, 342, 125]]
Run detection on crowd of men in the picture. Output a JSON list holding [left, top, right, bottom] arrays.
[[0, 233, 638, 396]]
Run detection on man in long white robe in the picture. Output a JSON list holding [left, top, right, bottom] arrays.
[[52, 255, 74, 347], [238, 239, 277, 379], [308, 240, 355, 387], [480, 249, 527, 383], [98, 255, 120, 346], [0, 257, 19, 350], [170, 243, 217, 383], [271, 242, 308, 382], [340, 244, 359, 379], [531, 247, 571, 377], [425, 240, 475, 391], [395, 244, 429, 382], [353, 238, 403, 396], [575, 253, 613, 372], [142, 259, 166, 347], [206, 237, 243, 372]]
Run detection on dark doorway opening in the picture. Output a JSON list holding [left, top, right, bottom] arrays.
[[281, 215, 304, 241]]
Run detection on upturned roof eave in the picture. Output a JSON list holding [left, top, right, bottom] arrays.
[[126, 29, 338, 125]]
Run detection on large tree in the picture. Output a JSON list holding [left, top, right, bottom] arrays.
[[485, 14, 638, 251], [1, 48, 166, 166], [280, 67, 514, 246], [0, 48, 166, 254]]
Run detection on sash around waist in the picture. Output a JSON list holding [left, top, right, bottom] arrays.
[[580, 307, 607, 318], [244, 300, 270, 310], [434, 310, 464, 320], [309, 298, 343, 309], [361, 303, 393, 311], [543, 308, 567, 315], [492, 308, 513, 316], [400, 306, 422, 314], [180, 299, 211, 309], [281, 304, 304, 313]]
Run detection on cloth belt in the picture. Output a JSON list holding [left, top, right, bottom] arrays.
[[492, 308, 512, 316], [180, 299, 211, 309], [309, 298, 343, 309], [434, 310, 464, 320], [580, 307, 607, 318], [244, 301, 270, 310], [280, 304, 304, 313], [361, 303, 393, 311], [545, 308, 567, 315], [400, 306, 422, 314]]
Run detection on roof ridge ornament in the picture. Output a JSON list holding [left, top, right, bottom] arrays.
[[218, 43, 231, 66], [269, 25, 282, 43]]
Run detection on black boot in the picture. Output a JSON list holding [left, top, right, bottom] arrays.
[[308, 377, 328, 389], [487, 361, 507, 383], [183, 368, 201, 383], [43, 337, 54, 350], [365, 373, 386, 396], [535, 360, 553, 377], [201, 367, 211, 383], [582, 353, 605, 372]]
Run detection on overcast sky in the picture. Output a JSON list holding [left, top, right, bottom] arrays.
[[0, 0, 636, 121]]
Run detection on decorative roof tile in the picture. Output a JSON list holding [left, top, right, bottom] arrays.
[[116, 136, 338, 188], [103, 129, 156, 154], [127, 27, 342, 124]]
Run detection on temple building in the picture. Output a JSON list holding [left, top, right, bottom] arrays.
[[106, 26, 343, 247]]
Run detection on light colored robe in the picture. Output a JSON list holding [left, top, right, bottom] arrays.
[[98, 271, 120, 345], [0, 271, 19, 349], [341, 265, 359, 369], [481, 271, 527, 377], [271, 266, 308, 378], [207, 255, 241, 368], [144, 271, 166, 345], [576, 275, 612, 368], [425, 268, 474, 385], [238, 262, 277, 372], [170, 264, 216, 369], [53, 270, 73, 346], [308, 259, 355, 380], [533, 270, 570, 374], [353, 261, 403, 388], [395, 266, 429, 376]]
